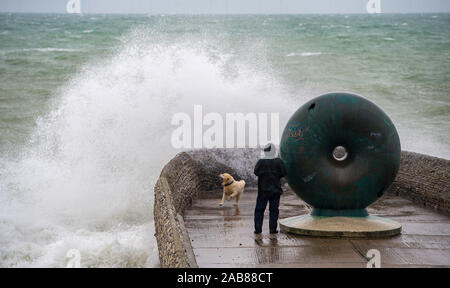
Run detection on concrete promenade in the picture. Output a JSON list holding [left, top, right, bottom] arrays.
[[184, 188, 450, 268]]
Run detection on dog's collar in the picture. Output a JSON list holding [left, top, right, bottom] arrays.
[[223, 180, 234, 187]]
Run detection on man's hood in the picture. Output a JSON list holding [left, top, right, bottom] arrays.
[[262, 143, 276, 159]]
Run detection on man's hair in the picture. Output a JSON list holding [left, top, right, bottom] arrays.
[[264, 143, 272, 152]]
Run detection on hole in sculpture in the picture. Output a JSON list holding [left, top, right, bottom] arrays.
[[332, 146, 348, 161]]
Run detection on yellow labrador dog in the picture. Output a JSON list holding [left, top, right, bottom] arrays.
[[219, 173, 245, 207]]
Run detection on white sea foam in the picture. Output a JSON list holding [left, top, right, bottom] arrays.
[[0, 48, 83, 55], [286, 52, 322, 57], [23, 48, 82, 52], [301, 52, 322, 57], [0, 31, 293, 267]]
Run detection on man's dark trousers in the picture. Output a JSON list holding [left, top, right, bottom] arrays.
[[254, 192, 281, 233]]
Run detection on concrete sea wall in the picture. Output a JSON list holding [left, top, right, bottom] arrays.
[[153, 149, 260, 267], [153, 149, 449, 267], [390, 151, 449, 214]]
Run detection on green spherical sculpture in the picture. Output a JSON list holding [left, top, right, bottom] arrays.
[[280, 93, 401, 217]]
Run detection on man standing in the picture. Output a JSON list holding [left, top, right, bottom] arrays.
[[253, 143, 287, 234]]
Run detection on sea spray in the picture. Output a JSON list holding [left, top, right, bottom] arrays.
[[0, 32, 293, 267]]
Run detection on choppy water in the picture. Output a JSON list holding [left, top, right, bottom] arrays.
[[0, 13, 449, 267]]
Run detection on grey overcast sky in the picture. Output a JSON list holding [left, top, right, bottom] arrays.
[[0, 0, 449, 14]]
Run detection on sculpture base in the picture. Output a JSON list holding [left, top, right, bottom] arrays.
[[280, 215, 401, 238]]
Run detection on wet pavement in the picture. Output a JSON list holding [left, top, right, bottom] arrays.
[[184, 188, 450, 268]]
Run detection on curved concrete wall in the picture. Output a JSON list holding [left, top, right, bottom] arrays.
[[390, 151, 449, 214], [153, 152, 198, 268], [153, 149, 259, 267], [153, 149, 449, 267]]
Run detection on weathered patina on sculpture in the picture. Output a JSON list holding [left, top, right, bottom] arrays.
[[280, 93, 401, 217]]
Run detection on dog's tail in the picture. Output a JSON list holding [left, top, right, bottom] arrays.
[[241, 180, 246, 186]]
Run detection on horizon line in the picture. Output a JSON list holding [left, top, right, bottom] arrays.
[[1, 11, 449, 15]]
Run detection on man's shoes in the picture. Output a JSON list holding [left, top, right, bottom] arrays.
[[269, 230, 278, 234], [254, 230, 262, 234]]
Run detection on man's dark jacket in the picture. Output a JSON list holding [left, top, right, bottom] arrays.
[[253, 158, 287, 196]]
